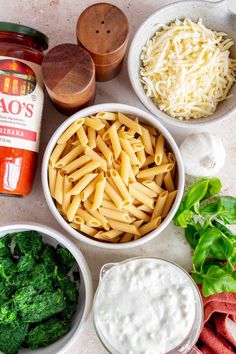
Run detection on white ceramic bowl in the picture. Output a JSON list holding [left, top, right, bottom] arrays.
[[0, 223, 93, 354], [128, 0, 236, 128], [42, 103, 185, 249]]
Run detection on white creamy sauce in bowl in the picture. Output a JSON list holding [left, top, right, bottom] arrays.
[[94, 258, 197, 354]]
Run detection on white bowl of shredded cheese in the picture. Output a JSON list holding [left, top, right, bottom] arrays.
[[128, 0, 236, 127]]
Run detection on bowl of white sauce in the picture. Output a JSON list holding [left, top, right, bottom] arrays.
[[93, 257, 203, 354]]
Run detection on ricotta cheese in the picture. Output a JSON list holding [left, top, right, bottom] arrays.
[[94, 258, 196, 354]]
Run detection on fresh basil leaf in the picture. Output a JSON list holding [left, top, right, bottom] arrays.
[[174, 210, 194, 228], [217, 196, 236, 224], [192, 228, 222, 267], [185, 178, 210, 209], [200, 203, 218, 217], [185, 225, 200, 249], [202, 265, 236, 296], [204, 177, 222, 199], [191, 270, 203, 284], [210, 237, 234, 260], [212, 220, 234, 238]]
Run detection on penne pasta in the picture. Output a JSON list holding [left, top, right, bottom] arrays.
[[77, 125, 88, 147], [57, 119, 84, 144], [50, 143, 66, 166], [49, 111, 178, 243], [139, 217, 161, 236], [69, 173, 98, 195], [85, 146, 107, 172], [161, 190, 178, 218], [155, 173, 164, 187], [62, 155, 91, 174], [67, 195, 81, 222], [48, 163, 57, 198], [76, 208, 101, 227], [141, 126, 154, 156], [99, 207, 132, 223], [84, 199, 110, 230], [129, 184, 154, 209], [79, 223, 97, 236], [119, 137, 140, 165], [137, 163, 174, 179], [151, 191, 168, 220], [81, 173, 104, 201], [109, 123, 122, 159], [164, 172, 175, 192], [55, 145, 83, 168], [120, 151, 131, 186], [131, 181, 157, 198], [117, 112, 142, 135], [136, 148, 146, 167], [141, 155, 155, 168], [124, 204, 150, 222], [105, 180, 123, 210], [142, 180, 163, 194], [84, 117, 105, 130], [110, 169, 133, 203], [96, 135, 113, 165], [91, 177, 106, 211], [68, 160, 101, 182], [95, 111, 117, 121], [108, 220, 141, 236], [155, 134, 165, 165], [120, 232, 134, 243], [62, 176, 71, 213], [87, 127, 96, 149], [54, 170, 64, 204]]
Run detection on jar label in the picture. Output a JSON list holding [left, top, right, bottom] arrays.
[[0, 56, 44, 152]]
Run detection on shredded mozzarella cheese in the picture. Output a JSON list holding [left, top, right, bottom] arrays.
[[140, 18, 236, 120]]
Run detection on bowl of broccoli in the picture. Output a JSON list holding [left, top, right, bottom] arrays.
[[0, 223, 93, 354]]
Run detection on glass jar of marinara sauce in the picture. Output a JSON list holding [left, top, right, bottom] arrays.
[[0, 22, 48, 196]]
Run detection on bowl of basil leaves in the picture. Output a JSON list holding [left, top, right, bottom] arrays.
[[0, 223, 93, 354]]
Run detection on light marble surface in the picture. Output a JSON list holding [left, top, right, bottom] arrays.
[[0, 0, 236, 353]]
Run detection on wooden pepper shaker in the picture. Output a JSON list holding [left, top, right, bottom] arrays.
[[76, 3, 129, 82], [42, 43, 95, 115]]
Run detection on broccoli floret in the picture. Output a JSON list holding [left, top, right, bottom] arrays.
[[17, 254, 35, 273], [14, 287, 66, 323], [14, 231, 44, 258], [56, 245, 76, 272], [0, 320, 28, 354], [26, 319, 70, 349]]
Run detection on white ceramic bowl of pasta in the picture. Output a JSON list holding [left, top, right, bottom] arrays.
[[42, 103, 185, 249], [0, 223, 93, 354], [128, 0, 236, 128]]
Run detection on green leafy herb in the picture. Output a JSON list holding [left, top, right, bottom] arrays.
[[174, 177, 236, 297]]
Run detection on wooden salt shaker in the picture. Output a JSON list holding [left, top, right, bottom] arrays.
[[42, 43, 95, 115], [76, 3, 129, 81]]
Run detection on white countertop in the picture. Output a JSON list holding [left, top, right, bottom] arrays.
[[0, 0, 236, 353]]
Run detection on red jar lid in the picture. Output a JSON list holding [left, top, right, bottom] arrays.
[[0, 22, 48, 49]]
